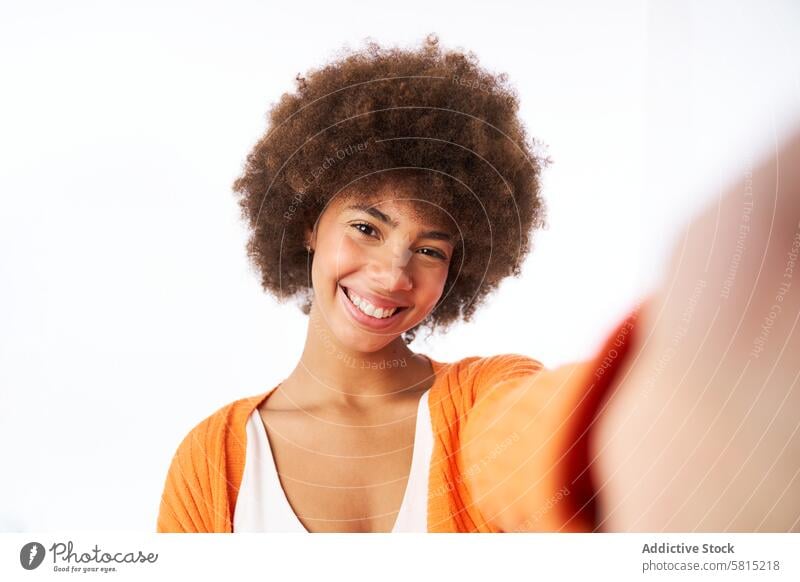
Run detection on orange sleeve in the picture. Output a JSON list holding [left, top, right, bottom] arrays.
[[469, 353, 545, 406], [157, 416, 222, 533], [459, 307, 640, 532]]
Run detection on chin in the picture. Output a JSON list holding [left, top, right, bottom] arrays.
[[332, 325, 397, 354]]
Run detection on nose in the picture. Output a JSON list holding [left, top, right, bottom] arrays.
[[371, 241, 413, 292]]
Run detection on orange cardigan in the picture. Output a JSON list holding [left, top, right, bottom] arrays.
[[157, 309, 638, 533]]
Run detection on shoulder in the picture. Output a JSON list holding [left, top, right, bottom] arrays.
[[437, 353, 544, 381], [452, 352, 544, 388], [170, 392, 268, 460], [429, 353, 545, 417], [157, 391, 269, 532]]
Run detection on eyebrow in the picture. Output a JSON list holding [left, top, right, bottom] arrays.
[[346, 204, 454, 243]]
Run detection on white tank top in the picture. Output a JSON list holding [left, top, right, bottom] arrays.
[[233, 387, 433, 532]]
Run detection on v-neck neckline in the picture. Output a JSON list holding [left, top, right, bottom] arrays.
[[245, 353, 443, 533]]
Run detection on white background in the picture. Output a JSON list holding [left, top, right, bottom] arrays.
[[1, 0, 798, 531]]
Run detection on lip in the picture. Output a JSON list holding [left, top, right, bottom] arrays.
[[338, 284, 408, 331], [343, 286, 409, 309]]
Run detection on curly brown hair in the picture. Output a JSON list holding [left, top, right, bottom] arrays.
[[232, 34, 547, 343]]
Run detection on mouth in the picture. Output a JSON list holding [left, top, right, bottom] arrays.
[[338, 284, 409, 330]]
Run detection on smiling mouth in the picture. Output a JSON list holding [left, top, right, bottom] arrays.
[[339, 285, 409, 320]]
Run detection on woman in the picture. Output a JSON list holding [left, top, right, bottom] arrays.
[[156, 34, 640, 533]]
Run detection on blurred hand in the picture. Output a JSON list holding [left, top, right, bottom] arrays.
[[593, 129, 800, 531]]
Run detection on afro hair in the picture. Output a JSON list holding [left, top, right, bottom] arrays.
[[232, 33, 548, 343]]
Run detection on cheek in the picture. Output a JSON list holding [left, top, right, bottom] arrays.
[[314, 234, 364, 283], [414, 268, 449, 310]]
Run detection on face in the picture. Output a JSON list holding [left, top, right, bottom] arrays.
[[306, 189, 455, 353]]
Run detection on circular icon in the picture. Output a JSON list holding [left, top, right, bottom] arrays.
[[20, 542, 46, 570]]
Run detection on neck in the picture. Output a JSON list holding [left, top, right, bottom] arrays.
[[279, 303, 434, 409]]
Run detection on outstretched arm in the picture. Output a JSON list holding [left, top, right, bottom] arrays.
[[459, 309, 641, 532], [593, 129, 800, 532], [461, 129, 800, 532]]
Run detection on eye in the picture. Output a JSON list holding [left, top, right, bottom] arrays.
[[350, 222, 448, 261], [417, 248, 448, 261], [350, 222, 378, 238]]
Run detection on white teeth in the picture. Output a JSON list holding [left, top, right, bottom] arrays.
[[344, 287, 399, 319]]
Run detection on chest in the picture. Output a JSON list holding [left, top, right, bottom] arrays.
[[257, 399, 426, 532]]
